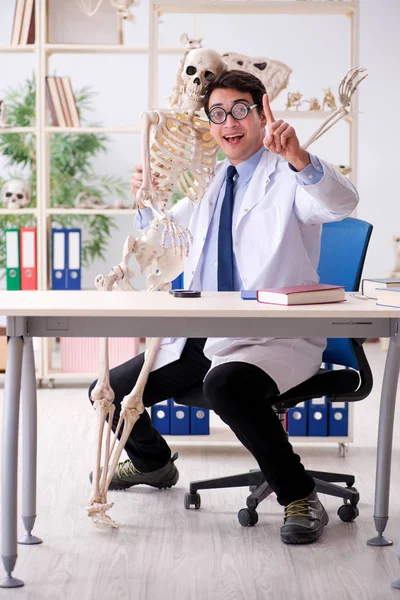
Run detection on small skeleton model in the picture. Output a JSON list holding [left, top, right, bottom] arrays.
[[286, 91, 303, 110], [222, 52, 292, 102], [169, 33, 203, 108], [74, 191, 104, 208], [73, 191, 132, 210], [110, 0, 139, 22], [1, 179, 30, 209], [322, 87, 337, 111], [88, 61, 368, 528], [303, 97, 321, 111]]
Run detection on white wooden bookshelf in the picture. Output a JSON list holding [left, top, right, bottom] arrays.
[[0, 0, 359, 447]]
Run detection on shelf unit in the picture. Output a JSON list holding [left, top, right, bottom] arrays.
[[0, 0, 359, 447]]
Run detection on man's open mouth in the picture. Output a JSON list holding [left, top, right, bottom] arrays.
[[223, 134, 244, 145]]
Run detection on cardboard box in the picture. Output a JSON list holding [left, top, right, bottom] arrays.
[[0, 328, 7, 372]]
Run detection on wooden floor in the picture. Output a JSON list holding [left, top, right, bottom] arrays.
[[1, 343, 400, 600]]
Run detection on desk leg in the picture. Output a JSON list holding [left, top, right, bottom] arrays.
[[19, 338, 42, 546], [367, 338, 400, 547], [0, 336, 24, 588]]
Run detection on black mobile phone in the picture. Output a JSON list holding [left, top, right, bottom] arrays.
[[168, 289, 201, 298]]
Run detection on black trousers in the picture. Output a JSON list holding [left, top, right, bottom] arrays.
[[88, 338, 315, 506]]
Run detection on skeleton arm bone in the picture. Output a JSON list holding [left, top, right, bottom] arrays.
[[303, 66, 367, 151], [136, 111, 160, 209], [95, 234, 138, 292], [302, 107, 348, 150]]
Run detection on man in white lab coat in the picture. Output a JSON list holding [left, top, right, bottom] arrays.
[[89, 70, 358, 544]]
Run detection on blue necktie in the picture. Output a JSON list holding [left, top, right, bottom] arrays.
[[218, 165, 237, 291]]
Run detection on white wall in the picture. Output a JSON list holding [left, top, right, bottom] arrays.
[[0, 0, 399, 288]]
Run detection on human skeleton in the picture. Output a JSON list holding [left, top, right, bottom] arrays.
[[87, 52, 367, 527]]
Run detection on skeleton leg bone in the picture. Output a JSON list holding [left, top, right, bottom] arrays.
[[101, 337, 163, 495], [87, 337, 119, 528]]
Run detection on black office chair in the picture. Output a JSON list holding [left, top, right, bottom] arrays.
[[177, 217, 374, 526]]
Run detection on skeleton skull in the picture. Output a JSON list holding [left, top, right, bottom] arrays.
[[1, 179, 30, 209], [181, 48, 226, 112]]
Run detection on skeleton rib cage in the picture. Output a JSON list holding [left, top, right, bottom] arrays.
[[150, 111, 219, 206]]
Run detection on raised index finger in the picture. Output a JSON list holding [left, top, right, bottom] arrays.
[[262, 93, 275, 125]]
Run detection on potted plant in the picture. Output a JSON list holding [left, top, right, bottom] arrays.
[[0, 73, 130, 277]]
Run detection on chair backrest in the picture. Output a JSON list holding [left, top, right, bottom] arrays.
[[318, 217, 373, 369]]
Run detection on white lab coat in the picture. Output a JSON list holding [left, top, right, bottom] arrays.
[[144, 150, 359, 394]]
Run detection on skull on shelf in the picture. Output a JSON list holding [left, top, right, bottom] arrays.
[[180, 48, 227, 112], [1, 179, 31, 209]]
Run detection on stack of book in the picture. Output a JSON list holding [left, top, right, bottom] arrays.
[[361, 277, 400, 302], [45, 76, 80, 128], [11, 0, 35, 45], [4, 227, 37, 290]]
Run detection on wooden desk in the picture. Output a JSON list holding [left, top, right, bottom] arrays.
[[0, 291, 399, 588]]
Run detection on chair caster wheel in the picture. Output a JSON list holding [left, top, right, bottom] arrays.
[[338, 504, 359, 522], [184, 492, 201, 510], [238, 508, 258, 527]]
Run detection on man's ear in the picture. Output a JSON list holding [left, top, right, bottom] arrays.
[[260, 109, 267, 128]]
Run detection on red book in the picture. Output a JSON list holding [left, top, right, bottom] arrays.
[[256, 283, 345, 306], [20, 227, 37, 290]]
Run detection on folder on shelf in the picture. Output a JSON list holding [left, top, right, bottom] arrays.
[[67, 229, 81, 290], [308, 397, 329, 437], [287, 402, 308, 436], [20, 227, 37, 290], [51, 228, 67, 289], [19, 0, 35, 45], [170, 400, 190, 435], [328, 402, 348, 437], [151, 400, 171, 435], [190, 407, 210, 435], [5, 228, 21, 290]]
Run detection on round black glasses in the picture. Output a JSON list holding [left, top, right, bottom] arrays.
[[208, 102, 258, 125]]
